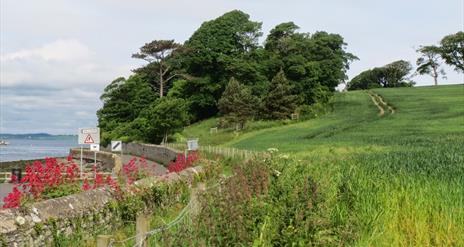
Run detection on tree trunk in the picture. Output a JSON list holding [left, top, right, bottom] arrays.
[[432, 65, 438, 86], [159, 64, 164, 97]]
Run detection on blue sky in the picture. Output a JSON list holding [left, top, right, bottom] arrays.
[[0, 0, 463, 134]]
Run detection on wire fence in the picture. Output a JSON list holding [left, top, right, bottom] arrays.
[[105, 178, 230, 247], [164, 143, 266, 160]]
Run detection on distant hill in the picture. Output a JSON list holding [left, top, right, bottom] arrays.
[[0, 133, 76, 140]]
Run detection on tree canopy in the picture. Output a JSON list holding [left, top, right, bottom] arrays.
[[438, 31, 464, 73], [262, 70, 300, 119], [218, 78, 258, 129], [347, 60, 414, 90], [97, 10, 357, 144]]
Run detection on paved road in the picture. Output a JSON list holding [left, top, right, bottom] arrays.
[[0, 183, 13, 207]]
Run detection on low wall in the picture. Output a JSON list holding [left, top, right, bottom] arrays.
[[103, 143, 180, 166], [0, 158, 65, 172], [0, 166, 204, 246], [69, 149, 122, 173]]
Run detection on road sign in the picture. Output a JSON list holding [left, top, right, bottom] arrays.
[[78, 128, 100, 144], [90, 144, 100, 151], [111, 141, 122, 152], [187, 139, 199, 151]]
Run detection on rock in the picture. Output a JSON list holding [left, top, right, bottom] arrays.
[[31, 213, 41, 223], [15, 216, 26, 226]]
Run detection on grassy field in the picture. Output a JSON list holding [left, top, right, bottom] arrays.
[[179, 85, 464, 246]]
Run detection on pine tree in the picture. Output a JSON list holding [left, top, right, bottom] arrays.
[[218, 78, 258, 129], [262, 70, 300, 119]]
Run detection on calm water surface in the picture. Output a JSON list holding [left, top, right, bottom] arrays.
[[0, 137, 78, 162]]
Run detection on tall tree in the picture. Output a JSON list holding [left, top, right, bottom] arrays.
[[347, 60, 414, 90], [140, 97, 190, 144], [132, 40, 181, 97], [263, 23, 357, 104], [218, 78, 258, 129], [97, 75, 156, 145], [416, 46, 446, 86], [171, 10, 263, 120], [439, 31, 464, 73], [262, 70, 300, 119]]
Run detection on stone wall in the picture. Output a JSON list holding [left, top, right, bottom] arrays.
[[69, 149, 122, 173], [0, 159, 64, 172], [0, 166, 204, 247], [103, 143, 180, 166]]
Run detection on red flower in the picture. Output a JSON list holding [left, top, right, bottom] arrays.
[[3, 187, 22, 208], [82, 179, 91, 191]]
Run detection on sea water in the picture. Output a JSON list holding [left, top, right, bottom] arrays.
[[0, 136, 78, 162]]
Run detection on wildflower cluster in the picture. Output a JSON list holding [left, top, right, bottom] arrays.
[[3, 157, 80, 208], [167, 151, 199, 173], [122, 156, 153, 184], [2, 157, 120, 209]]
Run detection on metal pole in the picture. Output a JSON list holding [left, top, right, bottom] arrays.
[[80, 146, 83, 178]]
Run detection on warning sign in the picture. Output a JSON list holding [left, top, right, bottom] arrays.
[[84, 134, 94, 144], [78, 127, 100, 145]]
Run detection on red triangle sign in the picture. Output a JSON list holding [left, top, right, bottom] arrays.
[[84, 134, 94, 144]]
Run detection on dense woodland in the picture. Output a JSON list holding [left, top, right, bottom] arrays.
[[97, 10, 463, 145]]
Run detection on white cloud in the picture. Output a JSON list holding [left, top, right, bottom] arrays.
[[0, 39, 131, 88], [1, 39, 93, 62]]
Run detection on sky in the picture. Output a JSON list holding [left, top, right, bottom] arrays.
[[0, 0, 463, 134]]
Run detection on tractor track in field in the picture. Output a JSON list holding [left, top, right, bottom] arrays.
[[367, 91, 395, 116]]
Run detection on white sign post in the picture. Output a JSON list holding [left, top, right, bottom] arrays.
[[111, 141, 122, 152], [78, 128, 100, 178], [90, 144, 100, 168], [187, 139, 199, 151], [186, 139, 199, 159], [111, 141, 123, 177]]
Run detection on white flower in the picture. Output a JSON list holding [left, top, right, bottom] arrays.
[[278, 154, 290, 160], [267, 148, 279, 153]]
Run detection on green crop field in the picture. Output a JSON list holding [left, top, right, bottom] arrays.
[[179, 85, 464, 246]]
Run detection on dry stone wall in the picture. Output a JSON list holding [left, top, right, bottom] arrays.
[[0, 166, 204, 247]]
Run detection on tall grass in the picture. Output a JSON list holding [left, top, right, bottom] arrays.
[[180, 85, 464, 246]]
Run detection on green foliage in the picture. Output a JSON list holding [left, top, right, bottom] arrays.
[[347, 60, 414, 90], [140, 97, 191, 143], [218, 78, 258, 129], [264, 24, 357, 103], [261, 70, 300, 119], [439, 31, 464, 72], [170, 10, 264, 120], [97, 75, 156, 145]]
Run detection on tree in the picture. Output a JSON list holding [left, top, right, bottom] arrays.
[[439, 31, 464, 73], [382, 60, 414, 87], [141, 97, 190, 144], [263, 23, 357, 104], [97, 75, 156, 145], [262, 70, 300, 119], [170, 10, 264, 120], [132, 40, 181, 97], [218, 78, 258, 129], [347, 60, 414, 90], [416, 46, 446, 86]]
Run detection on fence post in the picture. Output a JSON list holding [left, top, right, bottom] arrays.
[[96, 235, 112, 247], [136, 213, 150, 247]]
